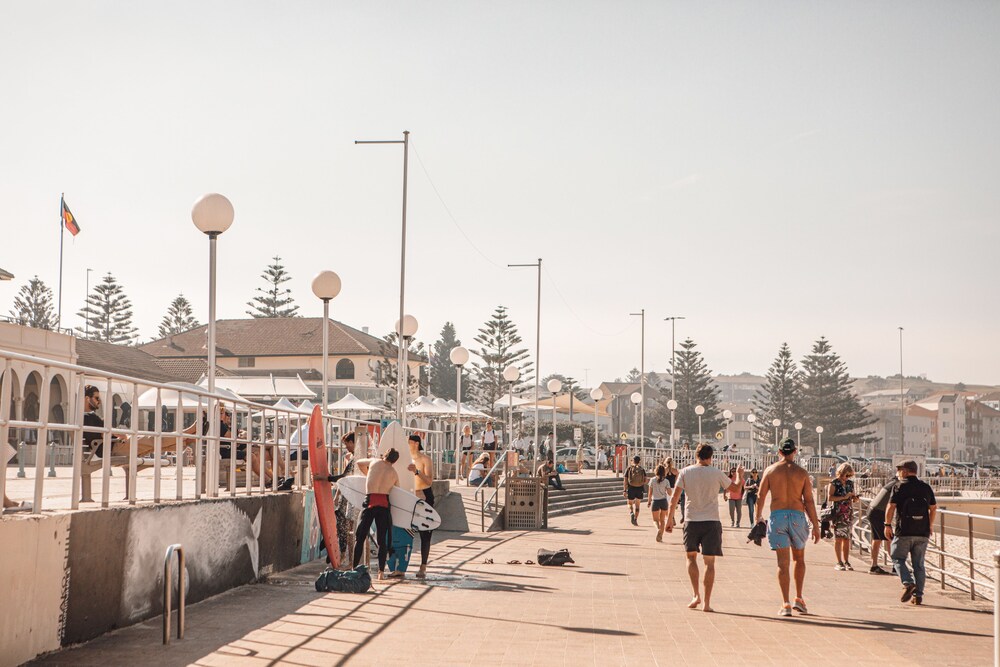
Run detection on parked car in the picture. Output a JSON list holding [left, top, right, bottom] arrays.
[[555, 445, 598, 468]]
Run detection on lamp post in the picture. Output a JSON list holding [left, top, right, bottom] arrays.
[[504, 365, 521, 453], [450, 346, 469, 482], [547, 378, 562, 464], [192, 193, 234, 497], [630, 392, 642, 462], [794, 421, 803, 449], [816, 425, 824, 458], [695, 405, 705, 447], [510, 259, 543, 474], [356, 131, 410, 422], [591, 388, 604, 478], [84, 268, 93, 337], [772, 418, 781, 450], [667, 399, 678, 450], [722, 409, 733, 450], [747, 413, 757, 456], [630, 309, 645, 448], [395, 315, 418, 425], [664, 316, 685, 448], [898, 326, 905, 455], [312, 271, 341, 470]]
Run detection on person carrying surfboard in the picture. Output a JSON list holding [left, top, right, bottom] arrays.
[[352, 448, 401, 580], [407, 434, 435, 580]]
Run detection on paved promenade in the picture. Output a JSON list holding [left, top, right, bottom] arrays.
[[33, 502, 994, 666]]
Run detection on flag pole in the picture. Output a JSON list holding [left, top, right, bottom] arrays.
[[57, 193, 65, 330]]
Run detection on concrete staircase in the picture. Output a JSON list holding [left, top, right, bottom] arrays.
[[547, 476, 624, 519]]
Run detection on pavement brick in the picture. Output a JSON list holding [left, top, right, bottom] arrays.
[[29, 500, 995, 667]]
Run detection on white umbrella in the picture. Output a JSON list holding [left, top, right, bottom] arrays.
[[137, 382, 247, 410], [327, 392, 385, 413], [407, 396, 449, 415], [272, 397, 297, 411]]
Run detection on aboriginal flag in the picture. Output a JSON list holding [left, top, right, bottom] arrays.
[[61, 197, 80, 236]]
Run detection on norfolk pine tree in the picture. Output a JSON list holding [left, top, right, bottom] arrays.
[[471, 306, 533, 417], [798, 337, 876, 451], [9, 276, 56, 330], [429, 322, 472, 401], [751, 343, 803, 445], [158, 294, 200, 338], [77, 273, 138, 344], [247, 256, 299, 318], [650, 338, 722, 443]]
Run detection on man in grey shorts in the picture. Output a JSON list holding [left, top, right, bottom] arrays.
[[666, 444, 744, 612]]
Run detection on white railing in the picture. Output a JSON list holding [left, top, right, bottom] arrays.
[[0, 347, 359, 513]]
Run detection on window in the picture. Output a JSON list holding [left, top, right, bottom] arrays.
[[238, 357, 255, 368], [943, 407, 950, 414], [942, 421, 949, 428], [336, 358, 355, 380], [735, 430, 750, 439]]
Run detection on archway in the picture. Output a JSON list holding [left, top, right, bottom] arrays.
[[335, 358, 355, 380], [23, 371, 42, 444]]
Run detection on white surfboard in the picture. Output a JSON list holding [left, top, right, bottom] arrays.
[[336, 475, 441, 531], [376, 421, 414, 491]]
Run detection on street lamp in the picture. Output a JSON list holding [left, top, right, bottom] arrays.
[[722, 409, 733, 450], [816, 425, 824, 458], [747, 413, 757, 456], [192, 192, 234, 497], [794, 421, 803, 449], [312, 270, 342, 473], [590, 387, 604, 477], [395, 314, 418, 425], [630, 392, 642, 461], [772, 418, 781, 450], [510, 259, 543, 474], [547, 378, 562, 464], [695, 405, 705, 446], [667, 399, 678, 449], [503, 365, 521, 453], [450, 346, 469, 482], [630, 309, 645, 448]]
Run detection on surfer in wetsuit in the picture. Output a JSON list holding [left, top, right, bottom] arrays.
[[408, 434, 434, 580], [352, 448, 400, 580]]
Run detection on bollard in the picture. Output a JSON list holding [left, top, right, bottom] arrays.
[[17, 442, 26, 478], [163, 544, 186, 645], [47, 442, 57, 477]]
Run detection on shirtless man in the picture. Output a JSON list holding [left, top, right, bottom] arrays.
[[755, 438, 820, 617], [352, 449, 401, 579], [407, 434, 434, 579]]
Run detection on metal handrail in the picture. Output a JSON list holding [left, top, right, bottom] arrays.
[[163, 543, 185, 645], [473, 450, 512, 531]]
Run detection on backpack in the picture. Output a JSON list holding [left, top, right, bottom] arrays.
[[897, 493, 931, 536], [537, 548, 574, 566], [315, 565, 373, 593], [627, 465, 646, 487]]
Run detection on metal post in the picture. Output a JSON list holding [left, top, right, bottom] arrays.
[[163, 544, 186, 645], [401, 336, 410, 424], [899, 327, 905, 455], [33, 368, 52, 513], [552, 392, 558, 466], [993, 551, 999, 667], [631, 309, 645, 449], [322, 298, 331, 465], [17, 442, 26, 478], [594, 399, 600, 478], [47, 442, 56, 477], [969, 515, 976, 600], [508, 382, 514, 460], [207, 232, 219, 496], [940, 509, 946, 590], [509, 259, 542, 475], [698, 415, 702, 448], [455, 366, 463, 482]]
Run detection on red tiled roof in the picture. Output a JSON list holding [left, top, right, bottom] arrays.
[[140, 318, 411, 359], [77, 338, 183, 383]]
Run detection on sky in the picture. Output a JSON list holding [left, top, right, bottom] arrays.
[[1, 1, 998, 386]]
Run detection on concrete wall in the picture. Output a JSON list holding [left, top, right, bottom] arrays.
[[0, 492, 307, 666]]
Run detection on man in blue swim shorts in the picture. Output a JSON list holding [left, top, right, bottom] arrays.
[[755, 438, 820, 618]]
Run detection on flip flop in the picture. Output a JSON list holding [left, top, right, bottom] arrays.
[[507, 560, 522, 565], [525, 560, 535, 565], [483, 558, 494, 564]]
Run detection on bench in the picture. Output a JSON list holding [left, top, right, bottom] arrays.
[[80, 452, 156, 502]]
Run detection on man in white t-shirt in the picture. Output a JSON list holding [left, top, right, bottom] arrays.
[[666, 444, 744, 612]]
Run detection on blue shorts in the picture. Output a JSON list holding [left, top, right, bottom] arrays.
[[767, 510, 810, 550]]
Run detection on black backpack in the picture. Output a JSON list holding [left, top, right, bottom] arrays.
[[897, 494, 931, 536], [537, 548, 574, 566]]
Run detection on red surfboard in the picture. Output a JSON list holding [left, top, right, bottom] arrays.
[[308, 405, 340, 568]]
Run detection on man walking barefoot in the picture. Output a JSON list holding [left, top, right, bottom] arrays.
[[755, 438, 820, 617], [666, 444, 744, 612]]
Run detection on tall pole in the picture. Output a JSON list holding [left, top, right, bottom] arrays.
[[455, 366, 463, 482], [401, 336, 410, 422], [510, 259, 542, 473], [57, 194, 65, 330], [698, 415, 703, 446], [665, 316, 685, 448], [631, 310, 645, 450], [593, 398, 600, 478], [508, 383, 515, 453], [84, 268, 93, 337], [552, 392, 558, 464], [355, 131, 409, 422], [899, 326, 905, 455], [207, 232, 219, 496]]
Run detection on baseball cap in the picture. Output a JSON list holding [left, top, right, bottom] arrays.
[[779, 438, 797, 454], [896, 459, 918, 474]]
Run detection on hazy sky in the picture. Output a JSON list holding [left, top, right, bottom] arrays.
[[2, 2, 998, 386]]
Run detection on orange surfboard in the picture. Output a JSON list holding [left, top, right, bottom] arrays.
[[308, 405, 340, 568]]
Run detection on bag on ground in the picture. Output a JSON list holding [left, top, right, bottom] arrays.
[[537, 548, 574, 566], [315, 565, 372, 593]]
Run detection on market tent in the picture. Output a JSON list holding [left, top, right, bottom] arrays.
[[298, 399, 315, 413], [492, 393, 535, 408], [327, 393, 385, 413], [203, 374, 315, 400], [137, 382, 247, 409], [519, 393, 609, 416], [407, 396, 452, 415], [272, 397, 297, 411]]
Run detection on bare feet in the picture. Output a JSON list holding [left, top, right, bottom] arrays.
[[377, 571, 387, 581], [688, 597, 701, 609], [416, 565, 427, 579], [703, 605, 714, 612]]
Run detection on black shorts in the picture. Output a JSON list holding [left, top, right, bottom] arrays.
[[651, 498, 668, 511], [868, 509, 887, 541], [683, 520, 724, 556], [220, 444, 246, 460], [627, 486, 644, 501]]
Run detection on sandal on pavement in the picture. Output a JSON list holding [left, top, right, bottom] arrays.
[[525, 560, 534, 565], [483, 558, 494, 564], [507, 560, 522, 565], [793, 598, 808, 614]]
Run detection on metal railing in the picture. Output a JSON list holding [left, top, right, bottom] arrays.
[[624, 448, 780, 476], [0, 347, 369, 512], [474, 451, 511, 531], [163, 543, 185, 645]]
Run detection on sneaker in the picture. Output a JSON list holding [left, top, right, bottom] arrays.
[[869, 566, 892, 576], [792, 598, 808, 614], [779, 605, 792, 617], [901, 583, 916, 603], [844, 561, 854, 571], [835, 562, 846, 571], [912, 596, 923, 606]]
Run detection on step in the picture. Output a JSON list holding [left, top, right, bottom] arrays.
[[548, 491, 621, 509], [549, 498, 625, 518]]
